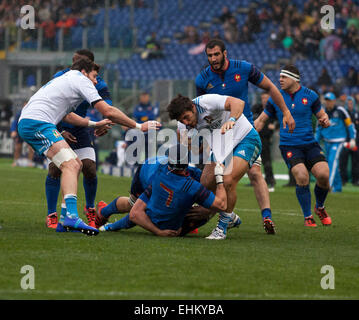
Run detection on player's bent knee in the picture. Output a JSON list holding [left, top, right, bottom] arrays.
[[48, 162, 62, 179], [51, 148, 79, 170], [81, 159, 97, 179]]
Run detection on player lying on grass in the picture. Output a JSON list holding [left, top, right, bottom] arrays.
[[96, 144, 230, 237], [254, 64, 332, 227], [168, 93, 264, 240], [18, 57, 160, 236]]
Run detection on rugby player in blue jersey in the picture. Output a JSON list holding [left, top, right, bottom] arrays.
[[195, 39, 295, 234], [45, 49, 113, 230], [96, 144, 228, 237], [255, 65, 332, 227]]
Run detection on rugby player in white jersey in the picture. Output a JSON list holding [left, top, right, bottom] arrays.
[[18, 58, 160, 235], [167, 93, 262, 239]]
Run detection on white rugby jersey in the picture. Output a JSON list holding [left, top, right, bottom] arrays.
[[177, 94, 253, 144], [19, 70, 102, 125]]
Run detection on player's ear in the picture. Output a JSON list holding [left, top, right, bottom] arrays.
[[81, 69, 88, 77], [223, 50, 227, 59]]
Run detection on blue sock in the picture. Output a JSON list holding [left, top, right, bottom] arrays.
[[108, 214, 135, 231], [45, 175, 60, 215], [314, 184, 328, 209], [64, 194, 78, 218], [83, 176, 97, 209], [261, 208, 272, 219], [101, 197, 120, 218], [59, 204, 67, 224], [295, 185, 312, 218], [218, 212, 231, 234]]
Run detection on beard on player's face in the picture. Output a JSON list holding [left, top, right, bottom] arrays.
[[209, 53, 225, 71]]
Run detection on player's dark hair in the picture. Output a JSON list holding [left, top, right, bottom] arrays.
[[282, 64, 300, 77], [167, 143, 189, 171], [167, 94, 193, 120], [75, 49, 95, 62], [71, 57, 100, 74], [205, 39, 226, 53]]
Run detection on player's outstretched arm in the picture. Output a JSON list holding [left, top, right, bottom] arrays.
[[93, 100, 161, 132], [257, 75, 295, 133], [63, 112, 113, 129], [316, 109, 330, 128], [254, 111, 270, 132], [129, 198, 180, 237]]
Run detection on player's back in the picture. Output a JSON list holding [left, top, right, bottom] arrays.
[[146, 164, 209, 230]]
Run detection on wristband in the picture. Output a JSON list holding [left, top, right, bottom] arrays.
[[229, 117, 237, 122], [88, 120, 97, 128], [215, 174, 223, 184], [135, 123, 142, 130]]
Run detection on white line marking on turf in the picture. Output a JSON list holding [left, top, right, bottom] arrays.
[[0, 289, 352, 300]]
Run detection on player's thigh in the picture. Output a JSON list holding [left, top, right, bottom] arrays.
[[200, 162, 216, 191], [290, 163, 310, 185], [47, 140, 81, 172], [223, 156, 249, 189], [310, 161, 329, 185]]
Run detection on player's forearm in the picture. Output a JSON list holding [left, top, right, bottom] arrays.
[[225, 97, 244, 120], [254, 112, 269, 132], [129, 206, 162, 236], [94, 101, 138, 129], [63, 112, 92, 127]]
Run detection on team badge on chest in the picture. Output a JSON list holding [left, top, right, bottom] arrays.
[[302, 98, 308, 105], [234, 74, 241, 82]]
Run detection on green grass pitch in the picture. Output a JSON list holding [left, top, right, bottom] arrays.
[[0, 158, 358, 300]]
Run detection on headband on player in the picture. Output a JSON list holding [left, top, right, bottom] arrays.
[[280, 69, 300, 82]]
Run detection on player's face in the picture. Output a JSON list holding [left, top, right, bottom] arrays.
[[178, 105, 197, 127], [347, 99, 353, 111], [206, 46, 227, 71], [83, 70, 98, 86], [324, 99, 335, 110], [279, 75, 295, 90]]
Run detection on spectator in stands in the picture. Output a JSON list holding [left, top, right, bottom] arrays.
[[340, 96, 359, 186], [218, 6, 234, 24], [347, 66, 359, 87], [223, 16, 239, 43], [239, 24, 253, 43], [282, 29, 293, 50], [316, 67, 333, 89], [40, 16, 57, 51], [290, 27, 306, 58], [141, 32, 163, 59], [246, 7, 261, 34], [304, 24, 322, 59], [179, 26, 200, 44], [320, 32, 342, 61]]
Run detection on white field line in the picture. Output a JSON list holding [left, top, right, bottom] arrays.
[[0, 289, 352, 300]]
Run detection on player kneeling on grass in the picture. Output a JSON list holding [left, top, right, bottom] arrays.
[[98, 144, 228, 237], [17, 57, 160, 236], [168, 94, 266, 240]]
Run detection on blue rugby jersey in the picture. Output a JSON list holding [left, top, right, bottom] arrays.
[[315, 105, 356, 143], [139, 163, 214, 230], [53, 68, 112, 130], [264, 86, 321, 146], [139, 156, 202, 190], [195, 59, 264, 125]]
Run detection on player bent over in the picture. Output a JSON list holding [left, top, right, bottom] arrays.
[[168, 94, 264, 240], [18, 57, 160, 235], [97, 144, 228, 237], [255, 65, 332, 227]]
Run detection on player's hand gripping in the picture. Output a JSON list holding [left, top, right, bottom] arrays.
[[221, 119, 235, 134], [61, 131, 77, 143], [318, 112, 330, 128], [139, 120, 162, 132]]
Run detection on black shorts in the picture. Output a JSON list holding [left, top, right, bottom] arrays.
[[130, 164, 144, 198], [279, 142, 327, 171], [61, 126, 93, 150]]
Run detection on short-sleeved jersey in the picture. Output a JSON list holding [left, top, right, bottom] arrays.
[[53, 68, 112, 130], [315, 106, 356, 143], [139, 155, 202, 190], [139, 163, 215, 230], [19, 70, 102, 125], [195, 59, 264, 125], [177, 94, 253, 149], [264, 86, 321, 146]]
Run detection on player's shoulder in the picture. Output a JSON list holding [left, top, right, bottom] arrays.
[[301, 86, 319, 100], [229, 59, 251, 71], [53, 67, 70, 79], [196, 65, 212, 85]]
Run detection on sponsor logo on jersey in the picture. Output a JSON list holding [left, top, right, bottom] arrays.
[[206, 83, 214, 90]]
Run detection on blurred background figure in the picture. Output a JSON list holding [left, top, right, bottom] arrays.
[[339, 96, 359, 186], [252, 92, 277, 192]]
